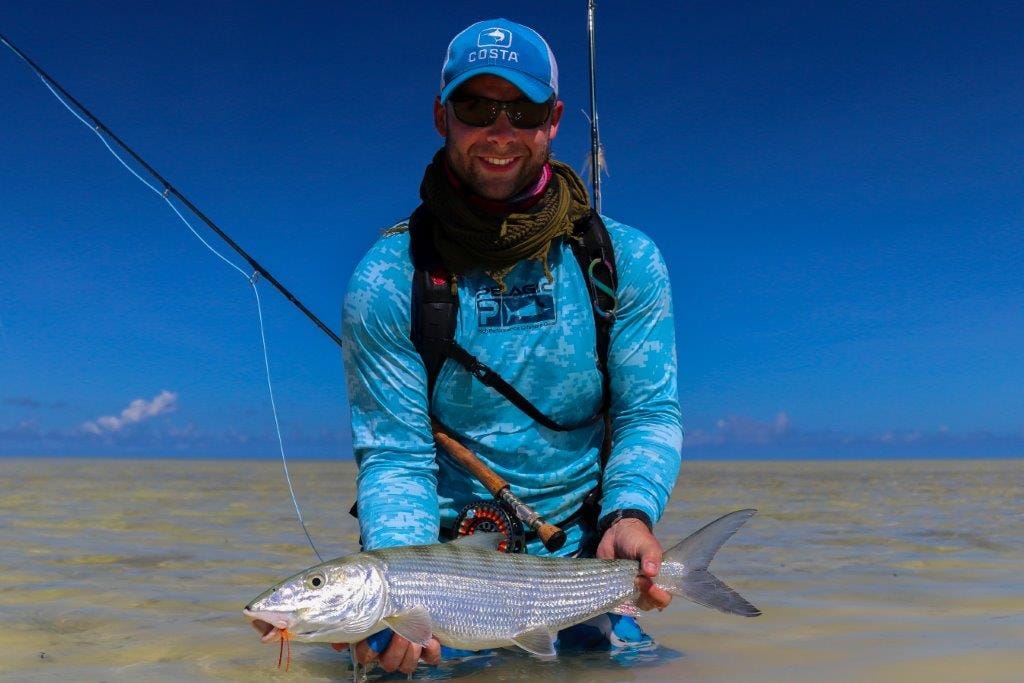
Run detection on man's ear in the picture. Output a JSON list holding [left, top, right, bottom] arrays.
[[433, 97, 447, 137], [548, 100, 564, 141]]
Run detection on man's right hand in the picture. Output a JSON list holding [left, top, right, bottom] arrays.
[[596, 516, 673, 611]]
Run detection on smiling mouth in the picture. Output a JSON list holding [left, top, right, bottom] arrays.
[[478, 156, 519, 170]]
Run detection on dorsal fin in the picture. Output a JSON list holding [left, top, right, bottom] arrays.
[[446, 532, 505, 551]]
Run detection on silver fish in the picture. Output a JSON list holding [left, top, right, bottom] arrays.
[[244, 509, 760, 658]]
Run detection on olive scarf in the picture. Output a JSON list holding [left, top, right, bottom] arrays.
[[418, 149, 591, 292]]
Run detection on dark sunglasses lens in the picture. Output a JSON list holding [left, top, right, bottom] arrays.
[[452, 98, 499, 126], [509, 101, 550, 128]]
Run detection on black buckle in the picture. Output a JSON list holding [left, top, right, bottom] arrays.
[[469, 359, 494, 382]]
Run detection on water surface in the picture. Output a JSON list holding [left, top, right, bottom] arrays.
[[1, 458, 1020, 682]]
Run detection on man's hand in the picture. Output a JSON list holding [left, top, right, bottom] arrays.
[[596, 517, 672, 610], [338, 630, 441, 675]]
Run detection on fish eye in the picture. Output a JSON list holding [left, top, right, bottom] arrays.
[[305, 573, 326, 590]]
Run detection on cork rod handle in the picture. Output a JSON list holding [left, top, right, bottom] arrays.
[[432, 420, 566, 552], [431, 423, 507, 494]]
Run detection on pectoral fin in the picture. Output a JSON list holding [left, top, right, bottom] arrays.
[[511, 625, 556, 656], [383, 606, 433, 645]]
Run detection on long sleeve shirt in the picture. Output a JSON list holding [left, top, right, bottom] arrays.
[[342, 216, 682, 554]]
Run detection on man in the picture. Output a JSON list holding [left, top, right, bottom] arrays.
[[341, 18, 682, 674]]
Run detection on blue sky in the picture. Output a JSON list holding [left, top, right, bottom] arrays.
[[1, 1, 1021, 459]]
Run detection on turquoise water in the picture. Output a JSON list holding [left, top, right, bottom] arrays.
[[0, 458, 1021, 682]]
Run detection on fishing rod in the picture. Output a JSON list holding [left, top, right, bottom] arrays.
[[0, 31, 343, 350], [586, 0, 603, 213], [1, 30, 567, 554]]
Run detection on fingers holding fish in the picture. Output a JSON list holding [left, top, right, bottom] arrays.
[[596, 516, 674, 610], [365, 633, 440, 674], [421, 638, 442, 666], [634, 576, 672, 611], [388, 637, 420, 674]]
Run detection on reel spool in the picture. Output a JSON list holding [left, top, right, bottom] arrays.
[[454, 500, 526, 553]]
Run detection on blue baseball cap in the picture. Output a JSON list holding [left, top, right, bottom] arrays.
[[440, 19, 558, 104]]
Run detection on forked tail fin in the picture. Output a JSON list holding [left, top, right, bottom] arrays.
[[656, 509, 761, 617]]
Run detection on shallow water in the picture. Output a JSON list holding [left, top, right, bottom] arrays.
[[1, 458, 1021, 682]]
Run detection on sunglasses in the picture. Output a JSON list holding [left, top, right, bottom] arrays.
[[448, 96, 553, 129]]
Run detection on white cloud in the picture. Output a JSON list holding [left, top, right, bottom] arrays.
[[81, 390, 178, 434], [691, 411, 792, 446]]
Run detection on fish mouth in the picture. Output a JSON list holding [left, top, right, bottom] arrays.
[[244, 608, 296, 642]]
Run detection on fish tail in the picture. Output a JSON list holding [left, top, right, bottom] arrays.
[[656, 509, 761, 617]]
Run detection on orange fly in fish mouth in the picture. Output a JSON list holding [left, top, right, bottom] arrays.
[[245, 611, 295, 671], [247, 619, 292, 670], [277, 627, 292, 671]]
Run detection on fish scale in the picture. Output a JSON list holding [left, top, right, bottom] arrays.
[[373, 544, 638, 647]]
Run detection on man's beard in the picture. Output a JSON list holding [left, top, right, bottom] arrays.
[[444, 138, 551, 201]]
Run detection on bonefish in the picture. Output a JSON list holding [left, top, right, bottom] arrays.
[[244, 509, 760, 659]]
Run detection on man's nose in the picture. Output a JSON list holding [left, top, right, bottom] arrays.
[[485, 110, 517, 143]]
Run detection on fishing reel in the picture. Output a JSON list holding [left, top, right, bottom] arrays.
[[454, 500, 526, 553]]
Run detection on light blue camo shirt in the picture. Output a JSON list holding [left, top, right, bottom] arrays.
[[342, 216, 682, 555]]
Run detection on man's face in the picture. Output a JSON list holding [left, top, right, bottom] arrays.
[[433, 74, 564, 201]]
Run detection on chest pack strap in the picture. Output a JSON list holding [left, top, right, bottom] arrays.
[[410, 206, 617, 432]]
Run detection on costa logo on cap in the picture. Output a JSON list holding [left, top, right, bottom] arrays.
[[440, 18, 559, 105], [478, 27, 512, 49]]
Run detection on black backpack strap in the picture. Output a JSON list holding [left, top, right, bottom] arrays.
[[409, 206, 458, 401], [567, 210, 618, 413], [567, 210, 618, 505], [441, 340, 599, 431], [409, 206, 613, 432]]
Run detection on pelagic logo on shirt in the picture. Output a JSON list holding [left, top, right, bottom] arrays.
[[476, 279, 555, 330]]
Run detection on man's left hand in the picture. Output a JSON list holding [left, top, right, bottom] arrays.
[[595, 517, 672, 610]]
